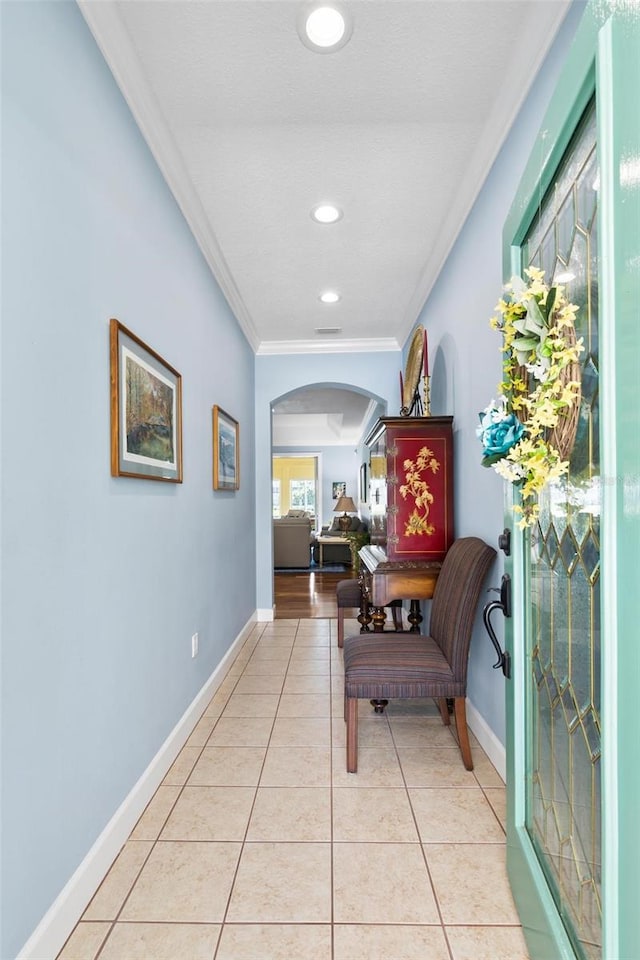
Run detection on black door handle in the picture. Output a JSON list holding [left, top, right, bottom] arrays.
[[498, 528, 511, 556], [482, 574, 511, 678]]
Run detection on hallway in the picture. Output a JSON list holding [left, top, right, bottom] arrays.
[[58, 616, 529, 960]]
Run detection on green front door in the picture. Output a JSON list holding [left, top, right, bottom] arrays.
[[503, 5, 640, 960]]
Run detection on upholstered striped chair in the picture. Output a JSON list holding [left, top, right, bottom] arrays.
[[343, 537, 496, 772], [336, 578, 403, 648]]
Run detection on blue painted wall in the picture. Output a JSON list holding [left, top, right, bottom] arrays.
[[1, 3, 256, 956], [319, 447, 360, 529], [403, 1, 586, 743], [1, 0, 587, 952]]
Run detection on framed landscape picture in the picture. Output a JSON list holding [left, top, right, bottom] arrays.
[[110, 319, 182, 482], [213, 405, 239, 490]]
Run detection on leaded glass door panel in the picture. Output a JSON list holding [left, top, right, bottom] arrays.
[[503, 6, 640, 960], [524, 100, 600, 960]]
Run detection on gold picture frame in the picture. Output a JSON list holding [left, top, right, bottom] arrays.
[[110, 319, 183, 482], [402, 323, 424, 411], [213, 405, 239, 490]]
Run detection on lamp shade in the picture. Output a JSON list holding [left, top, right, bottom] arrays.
[[334, 494, 357, 531]]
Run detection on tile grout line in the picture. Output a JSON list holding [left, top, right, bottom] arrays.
[[58, 621, 293, 959], [85, 622, 266, 959], [215, 619, 298, 955], [329, 615, 337, 960], [61, 616, 515, 959], [91, 623, 267, 958], [387, 704, 457, 960]]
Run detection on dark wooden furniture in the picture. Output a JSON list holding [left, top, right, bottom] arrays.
[[358, 545, 440, 632], [344, 537, 496, 773], [366, 415, 454, 562], [336, 577, 402, 648], [360, 415, 454, 630]]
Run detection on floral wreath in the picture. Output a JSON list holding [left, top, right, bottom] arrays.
[[477, 267, 583, 528]]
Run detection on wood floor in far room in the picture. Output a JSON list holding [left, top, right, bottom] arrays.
[[274, 570, 357, 619]]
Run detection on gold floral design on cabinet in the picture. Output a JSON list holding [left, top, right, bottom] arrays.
[[399, 447, 441, 537]]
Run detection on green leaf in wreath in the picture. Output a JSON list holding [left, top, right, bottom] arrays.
[[482, 451, 509, 467], [513, 335, 539, 352], [512, 314, 529, 335], [524, 298, 546, 333], [544, 285, 557, 320]]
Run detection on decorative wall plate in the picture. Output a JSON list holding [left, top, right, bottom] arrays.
[[403, 324, 424, 410]]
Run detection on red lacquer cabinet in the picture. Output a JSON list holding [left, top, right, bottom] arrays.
[[365, 416, 454, 563]]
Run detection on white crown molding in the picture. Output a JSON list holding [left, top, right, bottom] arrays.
[[77, 0, 261, 352], [257, 336, 401, 356], [78, 0, 571, 359], [396, 0, 572, 350]]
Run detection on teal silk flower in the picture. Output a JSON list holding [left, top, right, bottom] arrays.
[[478, 406, 525, 465]]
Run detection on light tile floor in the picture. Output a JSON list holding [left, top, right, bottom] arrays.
[[57, 618, 530, 960]]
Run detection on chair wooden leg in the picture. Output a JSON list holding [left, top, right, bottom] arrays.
[[437, 698, 451, 726], [346, 696, 358, 773], [454, 697, 473, 770], [338, 608, 345, 648]]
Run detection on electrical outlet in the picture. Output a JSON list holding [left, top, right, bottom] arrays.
[[191, 632, 199, 658]]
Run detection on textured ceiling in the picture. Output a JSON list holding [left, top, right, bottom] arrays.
[[79, 0, 570, 442], [80, 0, 570, 357]]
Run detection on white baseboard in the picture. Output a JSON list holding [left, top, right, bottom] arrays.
[[256, 607, 274, 621], [17, 617, 256, 960], [466, 696, 506, 783]]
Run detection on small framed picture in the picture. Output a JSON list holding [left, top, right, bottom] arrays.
[[332, 481, 346, 500], [110, 319, 182, 482], [213, 405, 239, 490]]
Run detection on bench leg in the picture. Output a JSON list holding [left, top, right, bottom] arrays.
[[346, 696, 358, 773], [454, 697, 473, 770], [338, 608, 345, 648]]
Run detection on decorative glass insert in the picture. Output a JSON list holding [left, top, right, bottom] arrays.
[[525, 100, 601, 960]]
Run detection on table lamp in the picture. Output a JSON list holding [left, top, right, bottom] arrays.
[[334, 495, 357, 532]]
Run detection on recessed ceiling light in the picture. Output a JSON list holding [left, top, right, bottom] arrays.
[[319, 291, 340, 303], [311, 203, 343, 224], [298, 3, 353, 53], [306, 6, 345, 45]]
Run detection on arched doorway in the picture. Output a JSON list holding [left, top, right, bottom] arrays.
[[270, 383, 385, 617]]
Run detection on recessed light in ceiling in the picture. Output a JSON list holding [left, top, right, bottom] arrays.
[[298, 3, 352, 53], [319, 291, 340, 303], [311, 203, 343, 224]]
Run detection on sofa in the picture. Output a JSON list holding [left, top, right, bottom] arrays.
[[312, 515, 368, 566], [273, 512, 314, 568]]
